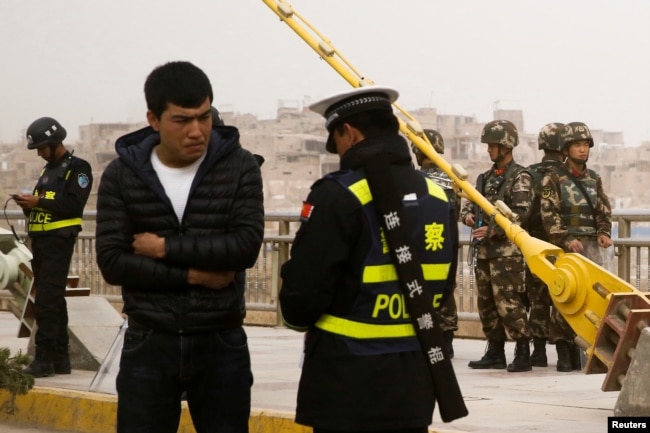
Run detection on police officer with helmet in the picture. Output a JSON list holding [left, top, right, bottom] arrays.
[[13, 116, 93, 377]]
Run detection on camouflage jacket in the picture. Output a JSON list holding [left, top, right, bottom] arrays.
[[527, 156, 565, 240], [421, 164, 461, 220], [539, 163, 612, 251], [460, 160, 533, 259]]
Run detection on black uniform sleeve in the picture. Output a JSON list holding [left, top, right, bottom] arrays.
[[36, 157, 93, 218], [279, 179, 362, 330]]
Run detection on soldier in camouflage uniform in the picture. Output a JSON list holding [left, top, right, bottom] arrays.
[[460, 120, 534, 372], [540, 121, 612, 372], [412, 129, 460, 358], [525, 123, 565, 367]]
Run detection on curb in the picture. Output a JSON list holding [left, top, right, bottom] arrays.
[[0, 387, 467, 433], [0, 387, 310, 433]]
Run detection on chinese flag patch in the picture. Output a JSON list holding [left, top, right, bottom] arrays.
[[300, 202, 315, 222]]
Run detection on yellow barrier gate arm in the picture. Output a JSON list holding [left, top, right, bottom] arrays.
[[262, 0, 650, 391]]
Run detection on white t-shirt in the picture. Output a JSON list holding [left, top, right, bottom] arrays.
[[150, 147, 206, 221]]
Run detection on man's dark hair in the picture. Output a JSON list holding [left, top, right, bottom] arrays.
[[144, 61, 213, 119], [332, 109, 399, 138]]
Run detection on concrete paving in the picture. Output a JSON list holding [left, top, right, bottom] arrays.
[[0, 310, 618, 433]]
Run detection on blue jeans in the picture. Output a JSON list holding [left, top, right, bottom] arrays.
[[116, 326, 252, 433]]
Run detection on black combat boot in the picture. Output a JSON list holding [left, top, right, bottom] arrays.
[[570, 343, 582, 371], [507, 339, 532, 372], [530, 338, 548, 367], [443, 330, 455, 359], [52, 346, 71, 374], [23, 347, 55, 378], [555, 340, 573, 372], [468, 340, 506, 369]]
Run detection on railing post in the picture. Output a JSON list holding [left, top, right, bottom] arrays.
[[617, 216, 631, 283], [272, 220, 291, 327]]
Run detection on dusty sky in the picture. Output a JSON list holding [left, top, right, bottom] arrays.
[[1, 0, 648, 145]]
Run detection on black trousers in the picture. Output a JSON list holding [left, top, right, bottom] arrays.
[[117, 326, 252, 433], [31, 235, 76, 351]]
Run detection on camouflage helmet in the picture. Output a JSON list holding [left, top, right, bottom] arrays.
[[411, 129, 444, 165], [481, 120, 518, 148], [424, 129, 444, 154], [26, 117, 67, 150], [537, 122, 565, 152], [561, 122, 594, 149]]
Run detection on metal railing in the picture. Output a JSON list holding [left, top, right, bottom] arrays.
[[3, 210, 649, 320]]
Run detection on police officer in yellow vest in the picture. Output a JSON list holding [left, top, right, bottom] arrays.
[[13, 117, 93, 378], [280, 87, 459, 433]]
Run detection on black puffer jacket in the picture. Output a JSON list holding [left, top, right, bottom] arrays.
[[95, 125, 264, 333]]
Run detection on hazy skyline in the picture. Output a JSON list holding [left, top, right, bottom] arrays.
[[1, 0, 649, 145]]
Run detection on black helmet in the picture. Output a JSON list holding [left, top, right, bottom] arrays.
[[26, 117, 67, 150], [211, 106, 225, 126]]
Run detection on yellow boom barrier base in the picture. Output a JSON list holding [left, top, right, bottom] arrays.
[[585, 292, 650, 392]]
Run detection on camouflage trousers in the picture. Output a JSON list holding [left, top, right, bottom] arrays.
[[526, 269, 550, 340], [475, 256, 530, 341], [435, 290, 458, 332], [550, 237, 603, 343], [549, 306, 576, 344]]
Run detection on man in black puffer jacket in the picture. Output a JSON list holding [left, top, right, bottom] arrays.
[[96, 61, 264, 433]]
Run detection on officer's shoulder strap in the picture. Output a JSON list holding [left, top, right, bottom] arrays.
[[315, 169, 352, 188], [495, 162, 524, 202], [362, 150, 468, 422], [586, 167, 601, 180]]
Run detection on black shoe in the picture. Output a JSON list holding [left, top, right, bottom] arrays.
[[23, 359, 55, 378], [52, 346, 71, 374], [507, 339, 532, 372], [53, 357, 71, 374], [468, 340, 506, 369], [570, 343, 582, 371], [530, 338, 548, 367], [530, 350, 547, 367], [555, 340, 573, 372]]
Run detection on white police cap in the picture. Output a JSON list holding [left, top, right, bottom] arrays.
[[309, 86, 399, 153]]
